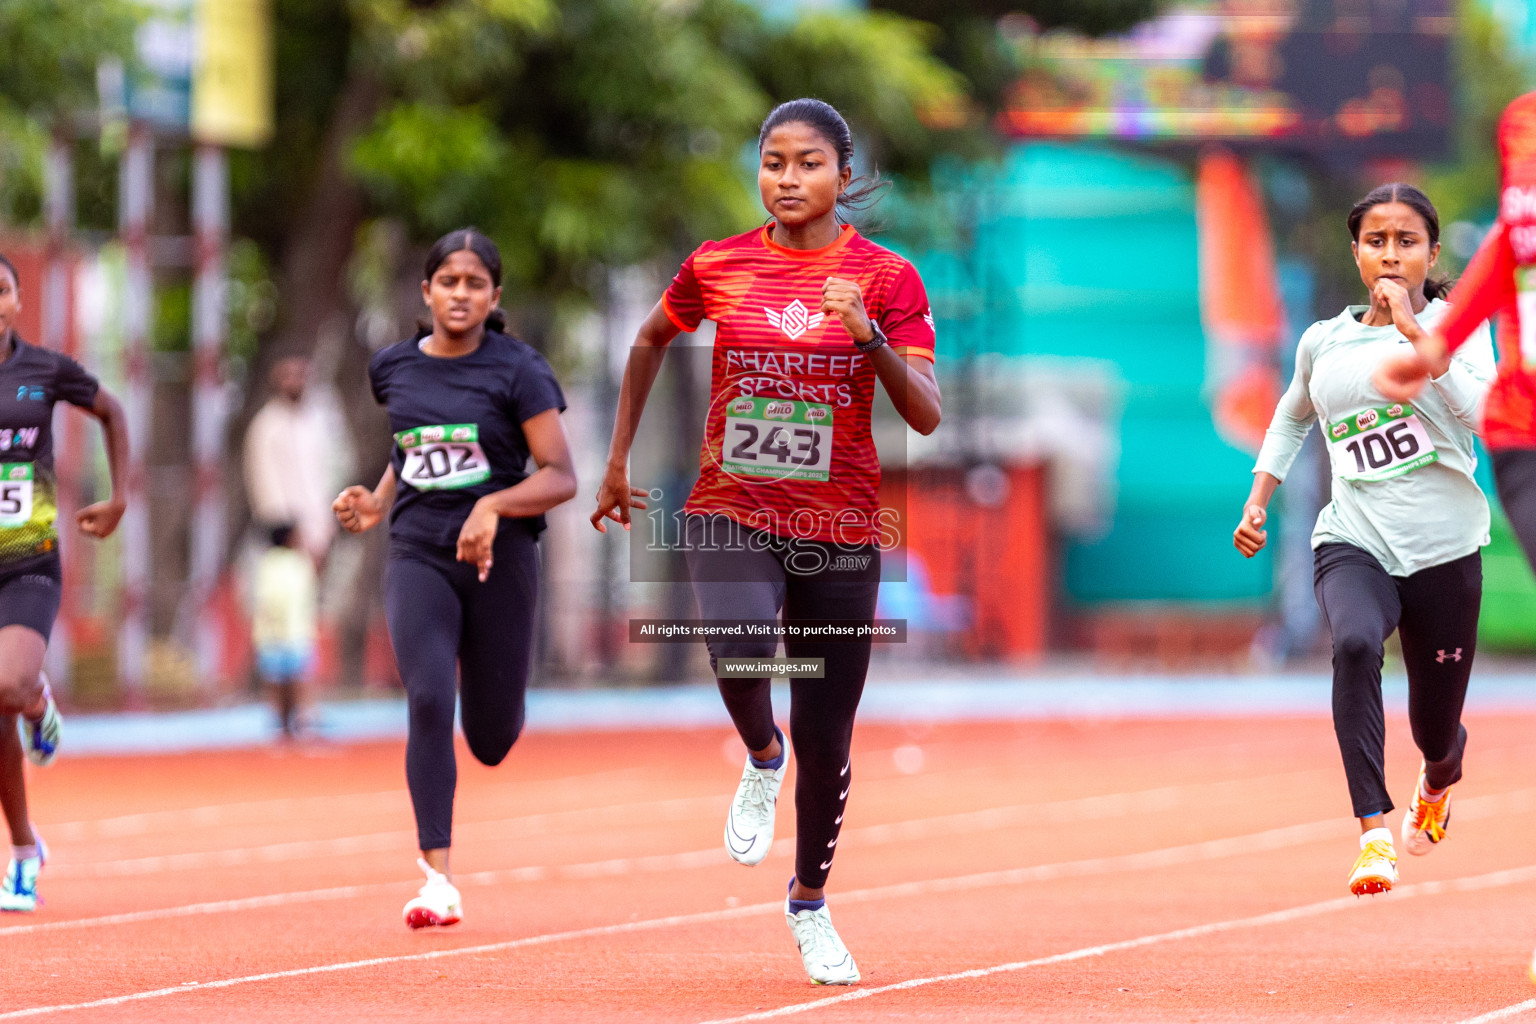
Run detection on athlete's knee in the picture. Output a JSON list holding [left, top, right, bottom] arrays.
[[406, 685, 456, 735], [0, 671, 41, 715], [1332, 631, 1382, 671], [709, 638, 778, 667], [465, 714, 523, 767]]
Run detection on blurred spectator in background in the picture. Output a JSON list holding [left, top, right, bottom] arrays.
[[252, 523, 317, 739], [243, 356, 337, 565]]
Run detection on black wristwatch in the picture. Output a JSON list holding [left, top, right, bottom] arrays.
[[854, 322, 888, 354]]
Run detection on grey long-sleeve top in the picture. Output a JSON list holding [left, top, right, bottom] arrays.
[[1253, 300, 1495, 577]]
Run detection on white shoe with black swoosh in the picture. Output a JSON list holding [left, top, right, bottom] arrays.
[[786, 898, 860, 985], [724, 752, 786, 866]]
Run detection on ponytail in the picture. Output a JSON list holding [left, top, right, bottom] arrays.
[[1423, 276, 1453, 301]]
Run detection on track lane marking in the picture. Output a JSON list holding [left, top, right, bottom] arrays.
[[1451, 999, 1536, 1024], [693, 864, 1536, 1024], [9, 855, 1536, 1019], [6, 774, 1525, 936], [38, 768, 1327, 877]]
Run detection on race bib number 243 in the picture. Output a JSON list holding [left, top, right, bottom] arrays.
[[396, 424, 490, 491], [721, 398, 833, 482]]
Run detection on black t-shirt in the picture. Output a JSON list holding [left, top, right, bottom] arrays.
[[0, 337, 101, 565], [369, 331, 567, 549]]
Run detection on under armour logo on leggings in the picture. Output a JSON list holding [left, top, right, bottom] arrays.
[[1436, 648, 1463, 663]]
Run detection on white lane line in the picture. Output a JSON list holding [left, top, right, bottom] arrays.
[[8, 776, 1523, 935], [10, 857, 1536, 1020], [39, 768, 1326, 878], [693, 865, 1536, 1024], [1452, 999, 1536, 1024], [37, 764, 659, 843], [34, 733, 1315, 847]]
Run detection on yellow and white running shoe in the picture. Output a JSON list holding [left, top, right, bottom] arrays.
[[1349, 828, 1398, 896], [1399, 763, 1451, 856]]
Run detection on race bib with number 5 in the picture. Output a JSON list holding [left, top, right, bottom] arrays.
[[396, 424, 490, 491], [0, 463, 34, 528], [1326, 404, 1438, 483], [721, 398, 833, 482]]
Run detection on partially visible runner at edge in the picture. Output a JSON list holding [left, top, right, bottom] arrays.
[[0, 253, 129, 911], [1236, 184, 1493, 897], [333, 230, 577, 930], [1371, 90, 1536, 973], [591, 98, 942, 986]]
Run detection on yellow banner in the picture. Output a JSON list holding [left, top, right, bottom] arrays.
[[192, 0, 273, 148]]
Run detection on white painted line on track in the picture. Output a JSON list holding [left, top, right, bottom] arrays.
[[1451, 998, 1536, 1024], [693, 865, 1536, 1024], [9, 857, 1536, 1020], [38, 768, 1327, 877], [7, 776, 1524, 936]]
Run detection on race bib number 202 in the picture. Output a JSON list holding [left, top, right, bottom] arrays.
[[396, 424, 490, 491], [1327, 404, 1438, 483], [721, 398, 833, 482]]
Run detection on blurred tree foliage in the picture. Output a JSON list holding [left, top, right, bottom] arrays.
[[233, 0, 1172, 370], [1422, 1, 1536, 241], [0, 0, 139, 225]]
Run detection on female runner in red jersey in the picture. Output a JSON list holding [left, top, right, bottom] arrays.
[[591, 98, 941, 985], [1373, 89, 1536, 980], [1377, 92, 1536, 555]]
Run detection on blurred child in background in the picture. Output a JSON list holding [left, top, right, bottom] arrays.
[[252, 523, 318, 740]]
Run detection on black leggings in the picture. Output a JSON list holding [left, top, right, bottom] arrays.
[[385, 527, 540, 850], [1313, 542, 1480, 819], [684, 515, 879, 890]]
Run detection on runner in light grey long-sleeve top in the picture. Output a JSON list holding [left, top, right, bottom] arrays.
[[1233, 183, 1494, 899], [1253, 298, 1494, 576]]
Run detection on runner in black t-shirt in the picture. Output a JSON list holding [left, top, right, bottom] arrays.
[[333, 230, 576, 929], [0, 253, 129, 912]]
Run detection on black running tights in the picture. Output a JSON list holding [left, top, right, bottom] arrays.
[[385, 528, 540, 851], [684, 515, 879, 890], [1313, 542, 1480, 819]]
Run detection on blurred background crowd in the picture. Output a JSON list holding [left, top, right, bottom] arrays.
[[0, 0, 1529, 708]]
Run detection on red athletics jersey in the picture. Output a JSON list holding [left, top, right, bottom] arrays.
[[662, 224, 936, 544], [1439, 91, 1536, 451]]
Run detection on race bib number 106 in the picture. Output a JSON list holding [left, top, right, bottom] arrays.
[[396, 424, 490, 491], [1327, 404, 1438, 483], [721, 398, 833, 482]]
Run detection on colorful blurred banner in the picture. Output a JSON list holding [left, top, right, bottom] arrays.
[[192, 0, 274, 148], [1001, 0, 1452, 160], [119, 0, 273, 147], [1196, 147, 1283, 454]]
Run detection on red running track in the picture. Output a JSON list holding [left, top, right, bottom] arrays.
[[5, 714, 1536, 1022]]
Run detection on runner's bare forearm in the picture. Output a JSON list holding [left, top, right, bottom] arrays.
[[869, 347, 941, 435]]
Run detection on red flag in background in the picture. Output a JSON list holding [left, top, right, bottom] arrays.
[[1196, 148, 1285, 454]]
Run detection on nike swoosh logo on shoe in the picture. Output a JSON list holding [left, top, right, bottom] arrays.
[[725, 821, 756, 856]]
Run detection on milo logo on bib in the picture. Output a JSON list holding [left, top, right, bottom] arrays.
[[396, 423, 490, 491], [1326, 404, 1438, 483], [721, 397, 834, 482]]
